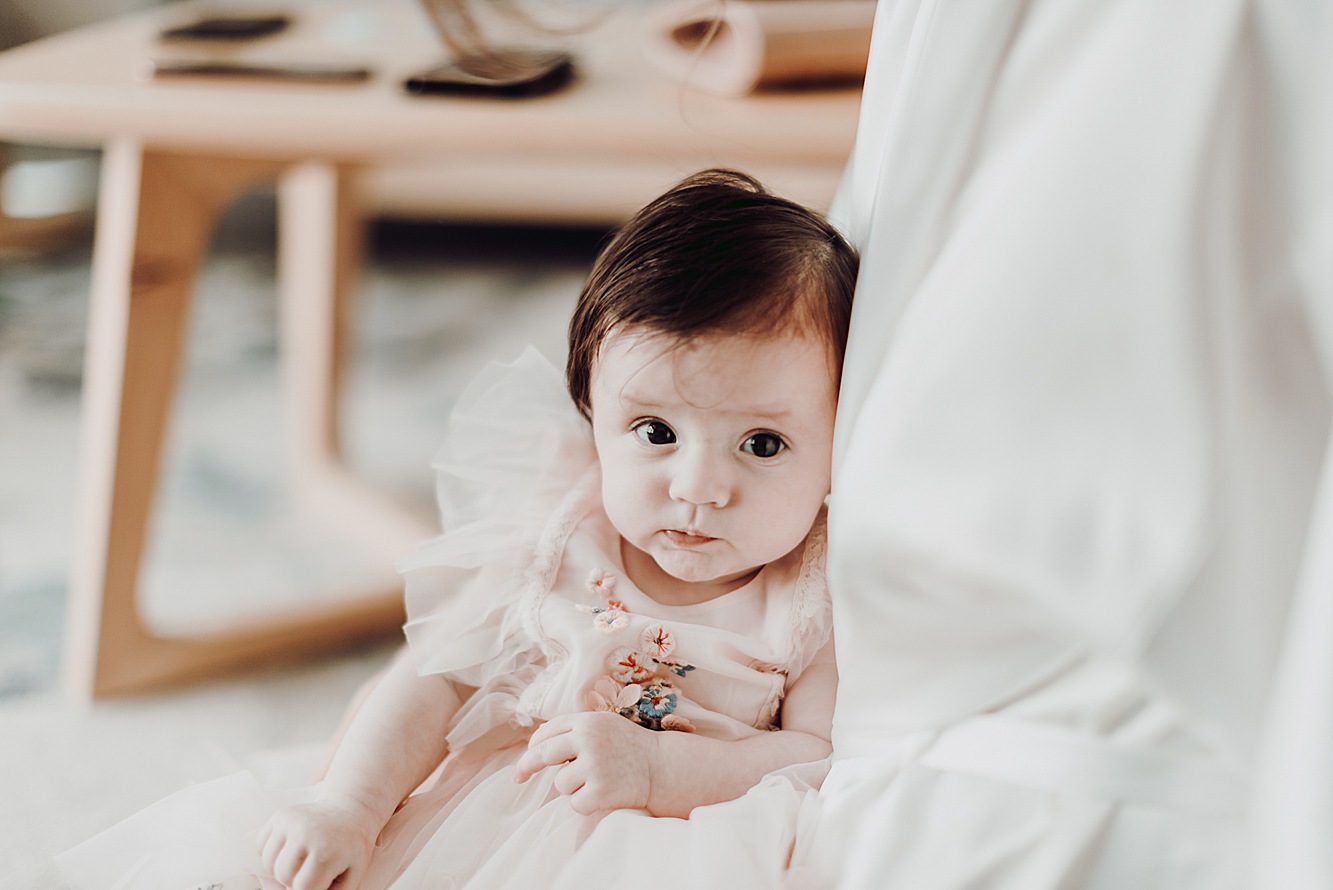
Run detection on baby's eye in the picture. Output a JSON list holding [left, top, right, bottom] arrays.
[[742, 432, 786, 459], [632, 420, 677, 446]]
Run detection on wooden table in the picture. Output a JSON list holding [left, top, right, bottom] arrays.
[[0, 0, 860, 698]]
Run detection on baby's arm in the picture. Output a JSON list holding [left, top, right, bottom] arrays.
[[258, 651, 465, 890], [513, 636, 836, 818]]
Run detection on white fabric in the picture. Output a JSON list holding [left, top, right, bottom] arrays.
[[812, 0, 1333, 886]]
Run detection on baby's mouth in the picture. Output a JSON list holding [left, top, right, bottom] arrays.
[[664, 529, 716, 547]]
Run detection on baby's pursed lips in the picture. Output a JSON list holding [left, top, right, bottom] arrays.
[[664, 528, 717, 545]]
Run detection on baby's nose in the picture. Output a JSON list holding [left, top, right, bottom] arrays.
[[668, 449, 732, 507]]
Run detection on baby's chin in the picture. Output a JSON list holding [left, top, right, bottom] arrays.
[[650, 550, 761, 589], [619, 534, 763, 598]]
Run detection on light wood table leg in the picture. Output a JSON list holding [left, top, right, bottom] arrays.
[[63, 144, 424, 699], [277, 162, 434, 557]]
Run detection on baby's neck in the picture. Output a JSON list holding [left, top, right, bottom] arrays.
[[618, 539, 760, 607]]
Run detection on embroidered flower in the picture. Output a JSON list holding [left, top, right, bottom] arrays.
[[600, 636, 696, 730], [608, 647, 656, 684], [661, 714, 696, 733], [576, 584, 630, 633], [640, 624, 676, 659], [587, 568, 618, 595], [637, 682, 678, 720], [586, 676, 642, 712], [654, 657, 695, 678], [593, 608, 631, 633]]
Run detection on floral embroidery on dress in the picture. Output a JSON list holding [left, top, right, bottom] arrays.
[[592, 609, 631, 633], [595, 647, 696, 730], [587, 568, 618, 595], [576, 569, 630, 633], [593, 673, 688, 732], [640, 624, 675, 658], [608, 646, 657, 684], [636, 682, 677, 720], [585, 676, 642, 712], [576, 570, 696, 731], [655, 657, 695, 679]]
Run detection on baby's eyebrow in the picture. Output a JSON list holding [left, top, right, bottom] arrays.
[[616, 384, 797, 421], [745, 405, 796, 420], [714, 399, 797, 420], [615, 389, 667, 411]]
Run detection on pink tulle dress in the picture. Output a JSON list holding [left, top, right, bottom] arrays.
[[57, 348, 832, 890]]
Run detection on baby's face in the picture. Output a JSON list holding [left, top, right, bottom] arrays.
[[589, 328, 836, 603]]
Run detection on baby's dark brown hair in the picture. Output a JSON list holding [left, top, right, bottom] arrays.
[[566, 169, 859, 419]]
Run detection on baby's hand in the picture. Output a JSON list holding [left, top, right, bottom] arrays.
[[257, 789, 379, 890], [512, 711, 658, 815]]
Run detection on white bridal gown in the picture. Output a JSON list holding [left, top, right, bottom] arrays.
[[806, 0, 1331, 886]]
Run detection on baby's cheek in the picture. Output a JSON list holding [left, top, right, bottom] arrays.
[[598, 462, 649, 537], [758, 480, 825, 552]]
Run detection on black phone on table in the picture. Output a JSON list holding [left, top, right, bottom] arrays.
[[159, 14, 292, 42]]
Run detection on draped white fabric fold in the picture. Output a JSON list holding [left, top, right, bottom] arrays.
[[1247, 9, 1333, 880], [819, 0, 1332, 885]]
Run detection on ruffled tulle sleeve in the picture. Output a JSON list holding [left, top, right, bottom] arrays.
[[396, 346, 597, 746]]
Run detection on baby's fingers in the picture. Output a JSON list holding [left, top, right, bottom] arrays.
[[513, 731, 580, 784], [552, 761, 588, 798], [263, 836, 352, 890], [272, 841, 309, 888], [259, 815, 316, 889], [525, 713, 578, 748], [258, 822, 288, 876], [291, 856, 355, 890]]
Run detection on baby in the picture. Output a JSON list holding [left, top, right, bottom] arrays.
[[59, 169, 859, 890]]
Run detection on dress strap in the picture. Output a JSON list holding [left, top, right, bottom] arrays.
[[514, 466, 600, 721], [785, 510, 832, 677]]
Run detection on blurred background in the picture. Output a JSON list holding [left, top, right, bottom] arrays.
[[0, 0, 864, 701], [0, 0, 863, 883], [0, 0, 603, 696], [0, 185, 600, 699]]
